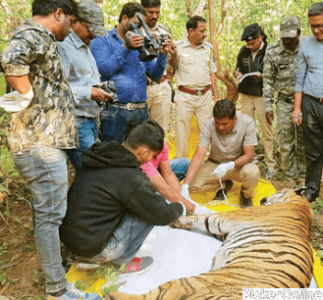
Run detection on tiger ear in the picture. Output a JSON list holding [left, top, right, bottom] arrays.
[[294, 186, 307, 196]]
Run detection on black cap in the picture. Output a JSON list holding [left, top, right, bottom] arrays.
[[241, 23, 261, 41]]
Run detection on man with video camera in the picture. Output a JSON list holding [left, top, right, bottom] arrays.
[[91, 2, 173, 143]]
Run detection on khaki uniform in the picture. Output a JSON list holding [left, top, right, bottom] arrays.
[[169, 38, 217, 158], [190, 114, 260, 198], [146, 23, 172, 135], [263, 38, 306, 182]]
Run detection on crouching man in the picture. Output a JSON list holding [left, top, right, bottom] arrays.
[[60, 120, 185, 275], [181, 99, 260, 208]]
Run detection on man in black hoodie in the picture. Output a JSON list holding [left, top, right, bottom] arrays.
[[234, 23, 276, 179], [60, 120, 185, 275]]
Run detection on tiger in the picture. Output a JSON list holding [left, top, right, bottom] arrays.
[[106, 188, 314, 300]]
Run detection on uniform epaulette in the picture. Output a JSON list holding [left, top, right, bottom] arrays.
[[158, 23, 171, 34], [203, 41, 214, 50]]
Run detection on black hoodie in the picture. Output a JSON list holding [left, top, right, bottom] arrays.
[[60, 141, 183, 257]]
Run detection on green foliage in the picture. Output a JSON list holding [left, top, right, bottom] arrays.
[[19, 242, 35, 253], [311, 198, 323, 215], [0, 242, 8, 256], [74, 279, 91, 291], [0, 274, 6, 286]]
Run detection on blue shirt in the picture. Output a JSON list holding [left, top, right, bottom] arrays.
[[91, 27, 167, 103], [295, 35, 323, 98], [58, 30, 101, 119]]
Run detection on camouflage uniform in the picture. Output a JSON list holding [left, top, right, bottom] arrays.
[[1, 20, 78, 152], [1, 19, 77, 294], [263, 20, 306, 183]]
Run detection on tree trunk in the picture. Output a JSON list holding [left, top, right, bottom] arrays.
[[208, 0, 238, 101]]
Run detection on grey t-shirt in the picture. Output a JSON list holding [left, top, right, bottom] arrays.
[[198, 113, 257, 163]]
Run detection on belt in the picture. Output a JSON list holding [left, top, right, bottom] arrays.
[[278, 94, 294, 104], [178, 85, 211, 96], [109, 102, 146, 110], [306, 93, 323, 104], [147, 76, 167, 86]]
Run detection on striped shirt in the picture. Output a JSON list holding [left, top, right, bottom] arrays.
[[58, 30, 101, 118], [295, 35, 323, 98]]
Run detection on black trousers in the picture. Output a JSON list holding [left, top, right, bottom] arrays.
[[302, 94, 323, 199]]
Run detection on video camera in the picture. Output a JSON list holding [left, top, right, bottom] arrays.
[[125, 13, 170, 62], [93, 80, 118, 104]]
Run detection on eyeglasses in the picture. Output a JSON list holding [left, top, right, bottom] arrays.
[[310, 24, 323, 31]]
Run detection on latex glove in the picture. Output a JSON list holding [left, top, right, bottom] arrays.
[[178, 201, 187, 218], [193, 203, 213, 215], [0, 87, 34, 112], [180, 183, 190, 200], [212, 161, 235, 179]]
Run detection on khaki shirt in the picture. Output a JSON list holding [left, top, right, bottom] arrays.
[[1, 20, 78, 152], [168, 38, 217, 88], [262, 37, 303, 112], [199, 113, 257, 163]]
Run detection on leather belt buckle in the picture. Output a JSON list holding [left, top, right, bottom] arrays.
[[195, 90, 203, 96]]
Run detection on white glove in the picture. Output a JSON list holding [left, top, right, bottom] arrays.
[[180, 183, 190, 200], [193, 203, 213, 215], [0, 87, 34, 112], [211, 161, 235, 179], [178, 201, 187, 218]]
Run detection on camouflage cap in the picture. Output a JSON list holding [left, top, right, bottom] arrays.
[[77, 0, 106, 36], [280, 16, 300, 38]]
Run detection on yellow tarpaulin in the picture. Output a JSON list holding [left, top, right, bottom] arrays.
[[66, 117, 323, 292]]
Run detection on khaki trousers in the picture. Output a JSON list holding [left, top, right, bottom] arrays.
[[146, 80, 172, 135], [190, 160, 260, 198], [175, 89, 213, 158], [240, 93, 276, 169]]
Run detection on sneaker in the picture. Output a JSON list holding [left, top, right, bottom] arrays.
[[118, 256, 154, 277], [266, 167, 276, 179], [213, 180, 233, 200], [239, 192, 253, 209], [46, 283, 101, 300]]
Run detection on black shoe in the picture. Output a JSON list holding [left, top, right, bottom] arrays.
[[239, 192, 253, 208], [213, 180, 234, 200], [305, 194, 316, 203]]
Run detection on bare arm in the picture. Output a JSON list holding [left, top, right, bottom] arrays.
[[5, 74, 31, 94], [183, 146, 208, 185], [233, 145, 254, 169], [292, 92, 303, 126], [159, 161, 181, 192], [149, 172, 195, 213], [210, 73, 218, 103]]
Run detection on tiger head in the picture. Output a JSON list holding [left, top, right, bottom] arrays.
[[260, 186, 308, 206]]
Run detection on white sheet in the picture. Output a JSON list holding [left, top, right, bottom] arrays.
[[118, 226, 317, 295]]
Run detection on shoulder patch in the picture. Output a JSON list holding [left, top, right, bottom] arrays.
[[158, 23, 171, 34], [203, 41, 214, 50]]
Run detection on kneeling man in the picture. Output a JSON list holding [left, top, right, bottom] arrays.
[[60, 120, 185, 275], [181, 99, 260, 208]]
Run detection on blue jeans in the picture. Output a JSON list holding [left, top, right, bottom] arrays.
[[100, 105, 149, 143], [86, 213, 153, 265], [67, 117, 98, 170], [170, 158, 190, 181], [12, 145, 68, 294]]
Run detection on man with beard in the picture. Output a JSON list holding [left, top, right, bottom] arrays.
[[167, 15, 219, 159], [263, 16, 305, 188], [91, 2, 173, 143]]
